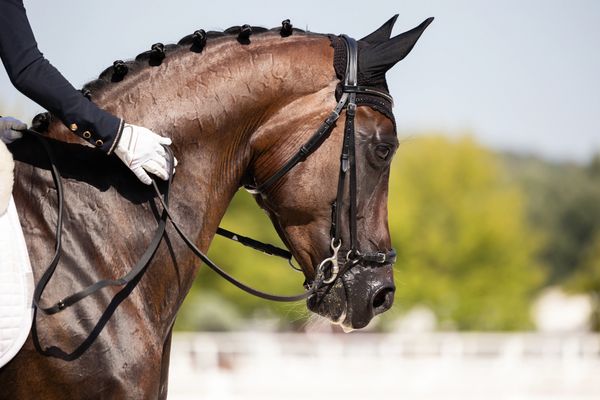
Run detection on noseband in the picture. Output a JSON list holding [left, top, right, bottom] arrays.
[[30, 35, 397, 316], [249, 35, 397, 288]]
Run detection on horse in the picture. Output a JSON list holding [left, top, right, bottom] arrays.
[[0, 15, 432, 399]]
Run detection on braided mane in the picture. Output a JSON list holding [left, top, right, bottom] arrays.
[[82, 21, 303, 96]]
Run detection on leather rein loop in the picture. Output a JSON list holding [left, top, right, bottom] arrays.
[[27, 129, 172, 314], [29, 132, 312, 314], [150, 151, 314, 302]]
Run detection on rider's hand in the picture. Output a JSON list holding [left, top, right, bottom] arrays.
[[114, 123, 177, 185], [0, 117, 26, 144]]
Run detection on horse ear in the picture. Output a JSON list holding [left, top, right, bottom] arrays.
[[386, 17, 434, 64], [359, 15, 399, 44], [360, 17, 434, 76]]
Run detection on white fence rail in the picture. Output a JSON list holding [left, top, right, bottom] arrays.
[[168, 332, 600, 400]]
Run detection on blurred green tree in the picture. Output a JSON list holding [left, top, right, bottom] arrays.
[[590, 154, 600, 178], [566, 234, 600, 331], [387, 135, 544, 330], [176, 134, 544, 331], [502, 152, 600, 284], [561, 153, 600, 331]]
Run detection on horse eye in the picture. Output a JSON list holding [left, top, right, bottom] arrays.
[[375, 145, 391, 160]]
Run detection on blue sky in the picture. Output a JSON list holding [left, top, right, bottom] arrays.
[[1, 0, 598, 161]]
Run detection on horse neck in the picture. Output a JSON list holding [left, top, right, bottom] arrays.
[[90, 33, 334, 213], [60, 34, 336, 329]]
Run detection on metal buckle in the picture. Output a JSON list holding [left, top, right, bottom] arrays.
[[374, 252, 386, 264], [319, 239, 342, 284], [362, 251, 388, 264], [346, 249, 361, 262]]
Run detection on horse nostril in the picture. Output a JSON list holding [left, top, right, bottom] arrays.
[[371, 286, 395, 315]]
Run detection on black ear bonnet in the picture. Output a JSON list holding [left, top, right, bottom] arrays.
[[330, 35, 396, 130], [329, 16, 434, 131]]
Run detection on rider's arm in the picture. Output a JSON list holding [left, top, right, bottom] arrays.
[[0, 0, 122, 154], [0, 0, 176, 184]]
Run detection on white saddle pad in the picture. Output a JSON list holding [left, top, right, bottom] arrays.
[[0, 196, 34, 366]]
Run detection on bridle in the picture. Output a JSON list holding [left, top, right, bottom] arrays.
[[247, 35, 397, 287], [29, 34, 397, 315]]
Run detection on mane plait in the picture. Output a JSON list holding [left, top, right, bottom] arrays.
[[178, 29, 208, 52], [81, 19, 307, 97], [135, 43, 177, 66]]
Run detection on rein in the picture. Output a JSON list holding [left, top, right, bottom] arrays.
[[28, 34, 396, 315], [28, 132, 311, 315]]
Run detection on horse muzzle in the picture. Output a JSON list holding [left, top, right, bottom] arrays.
[[307, 259, 395, 330]]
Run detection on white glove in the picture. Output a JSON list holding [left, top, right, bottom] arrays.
[[0, 117, 26, 144], [114, 123, 177, 185]]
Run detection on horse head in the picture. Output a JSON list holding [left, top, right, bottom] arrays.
[[22, 16, 432, 333], [248, 16, 433, 330]]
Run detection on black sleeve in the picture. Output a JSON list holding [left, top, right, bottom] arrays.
[[0, 0, 123, 154]]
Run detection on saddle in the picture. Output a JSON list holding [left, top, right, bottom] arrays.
[[0, 141, 33, 369]]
